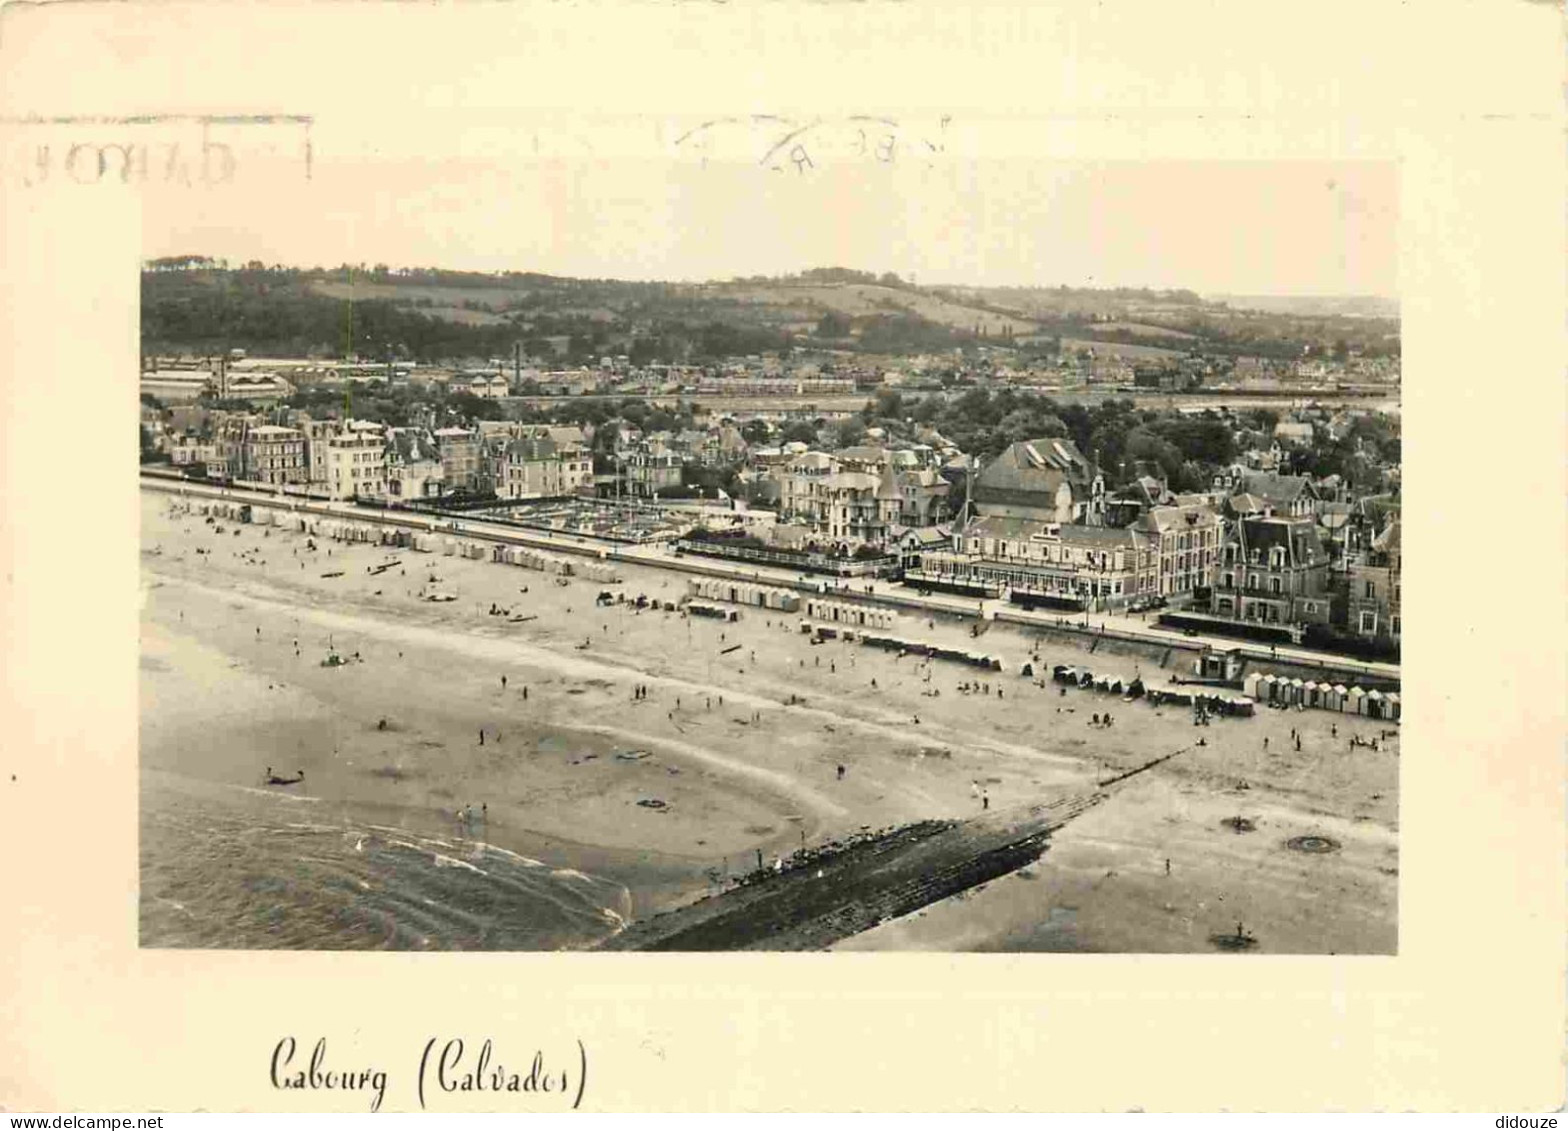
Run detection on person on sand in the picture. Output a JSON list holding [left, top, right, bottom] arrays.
[[836, 765, 845, 780], [501, 675, 507, 690], [1165, 858, 1171, 875], [478, 729, 485, 746]]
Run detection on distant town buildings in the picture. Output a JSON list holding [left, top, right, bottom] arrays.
[[137, 341, 1398, 650]]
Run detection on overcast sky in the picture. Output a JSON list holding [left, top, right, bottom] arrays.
[[145, 156, 1397, 298]]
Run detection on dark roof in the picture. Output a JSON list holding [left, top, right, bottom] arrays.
[[504, 437, 558, 460], [1229, 515, 1328, 569], [965, 515, 1142, 548], [1240, 472, 1316, 506], [386, 427, 440, 461], [973, 437, 1096, 504]]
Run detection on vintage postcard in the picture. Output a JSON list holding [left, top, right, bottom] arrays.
[[1, 0, 1562, 1114]]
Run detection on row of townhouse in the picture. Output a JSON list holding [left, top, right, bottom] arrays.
[[161, 413, 593, 504], [902, 436, 1345, 619]]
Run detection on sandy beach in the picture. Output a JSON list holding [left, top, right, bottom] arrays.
[[139, 488, 1398, 952]]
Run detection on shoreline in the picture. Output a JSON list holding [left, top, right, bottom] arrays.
[[140, 488, 1398, 952]]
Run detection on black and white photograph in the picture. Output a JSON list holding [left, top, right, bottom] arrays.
[[4, 0, 1564, 1114], [136, 155, 1403, 954]]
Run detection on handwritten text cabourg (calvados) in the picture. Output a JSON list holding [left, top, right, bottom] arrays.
[[269, 1035, 588, 1112]]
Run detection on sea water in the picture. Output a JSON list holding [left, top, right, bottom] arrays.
[[139, 771, 628, 950]]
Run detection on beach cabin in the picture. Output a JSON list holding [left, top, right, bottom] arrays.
[[1053, 665, 1074, 685], [1196, 645, 1244, 682], [1347, 686, 1367, 716], [1077, 669, 1095, 688], [1258, 674, 1278, 703], [1287, 677, 1305, 705], [1324, 684, 1346, 711], [1366, 689, 1386, 719], [1386, 692, 1401, 721]]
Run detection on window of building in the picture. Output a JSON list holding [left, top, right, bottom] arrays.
[[1359, 610, 1377, 634], [1364, 580, 1376, 599], [1391, 616, 1400, 635], [1270, 577, 1282, 595]]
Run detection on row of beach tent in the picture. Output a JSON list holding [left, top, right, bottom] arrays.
[[803, 598, 897, 631], [1052, 665, 1139, 695], [184, 497, 629, 581], [687, 577, 802, 613], [491, 542, 618, 583], [858, 634, 1001, 671], [1244, 672, 1400, 719], [1051, 665, 1254, 714]]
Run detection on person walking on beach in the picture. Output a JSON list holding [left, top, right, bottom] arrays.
[[836, 764, 845, 781], [478, 729, 485, 746], [501, 674, 507, 690]]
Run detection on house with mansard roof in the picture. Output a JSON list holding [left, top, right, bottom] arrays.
[[970, 436, 1106, 525], [1211, 515, 1332, 630]]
